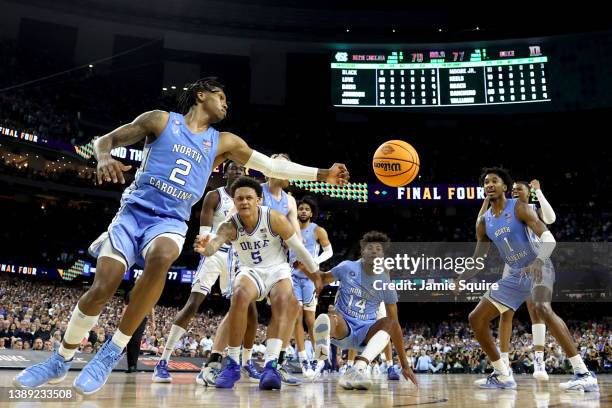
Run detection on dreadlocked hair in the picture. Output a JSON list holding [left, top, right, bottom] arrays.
[[177, 77, 225, 114]]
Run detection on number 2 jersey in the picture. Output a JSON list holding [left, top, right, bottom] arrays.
[[332, 259, 398, 322], [230, 206, 288, 269], [121, 111, 219, 221]]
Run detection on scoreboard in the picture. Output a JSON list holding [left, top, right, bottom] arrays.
[[331, 45, 550, 108]]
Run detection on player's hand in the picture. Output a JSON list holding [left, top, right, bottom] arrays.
[[96, 154, 132, 185], [529, 179, 541, 191], [293, 260, 308, 272], [524, 258, 543, 283], [325, 163, 350, 186], [312, 274, 325, 295], [401, 366, 419, 388], [193, 234, 212, 255]]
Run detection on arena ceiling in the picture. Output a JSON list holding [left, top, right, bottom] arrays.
[[8, 0, 612, 42]]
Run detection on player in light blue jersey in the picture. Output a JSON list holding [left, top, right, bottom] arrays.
[[304, 231, 418, 391], [461, 167, 597, 392], [291, 196, 333, 378], [476, 179, 557, 382], [13, 77, 350, 395]]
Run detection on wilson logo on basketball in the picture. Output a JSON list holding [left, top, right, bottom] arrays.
[[372, 140, 420, 187], [373, 161, 402, 172]]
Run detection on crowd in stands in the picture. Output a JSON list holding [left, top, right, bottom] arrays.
[[1, 275, 610, 374]]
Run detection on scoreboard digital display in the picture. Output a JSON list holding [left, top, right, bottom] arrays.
[[331, 45, 550, 108]]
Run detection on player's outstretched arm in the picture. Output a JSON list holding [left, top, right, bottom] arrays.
[[530, 179, 556, 224], [475, 196, 490, 230], [193, 220, 237, 256], [314, 226, 333, 265], [384, 303, 418, 387], [216, 132, 350, 185], [93, 110, 169, 185], [515, 200, 556, 275]]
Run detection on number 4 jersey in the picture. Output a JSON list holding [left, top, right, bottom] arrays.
[[122, 112, 219, 221]]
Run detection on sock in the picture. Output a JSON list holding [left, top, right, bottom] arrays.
[[492, 359, 510, 377], [298, 350, 308, 363], [569, 354, 588, 375], [62, 305, 100, 357], [161, 325, 186, 362], [500, 352, 509, 367], [228, 346, 241, 363], [535, 351, 545, 365], [242, 348, 253, 366], [111, 330, 131, 350], [264, 339, 283, 365], [206, 351, 223, 369], [380, 352, 387, 363], [58, 345, 78, 361], [532, 324, 546, 347], [347, 360, 354, 367], [361, 331, 391, 363], [278, 350, 286, 365]]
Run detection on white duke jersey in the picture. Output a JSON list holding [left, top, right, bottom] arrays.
[[211, 187, 235, 233], [231, 206, 287, 269]]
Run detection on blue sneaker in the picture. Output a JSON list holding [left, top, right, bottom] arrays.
[[387, 366, 400, 381], [241, 360, 261, 382], [73, 340, 124, 395], [215, 357, 241, 389], [477, 372, 517, 389], [259, 360, 282, 390], [152, 359, 172, 383], [13, 352, 72, 388]]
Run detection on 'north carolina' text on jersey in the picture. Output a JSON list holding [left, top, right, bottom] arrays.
[[231, 206, 287, 268], [331, 260, 397, 322], [121, 112, 219, 221], [485, 198, 538, 269]]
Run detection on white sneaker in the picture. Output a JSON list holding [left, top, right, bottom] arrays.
[[532, 359, 549, 381], [559, 371, 599, 392], [314, 314, 330, 361], [339, 367, 372, 390], [301, 360, 315, 379], [475, 372, 517, 389]]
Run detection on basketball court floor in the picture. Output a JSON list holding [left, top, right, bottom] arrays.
[[0, 371, 608, 407]]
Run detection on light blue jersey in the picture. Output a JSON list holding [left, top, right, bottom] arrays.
[[332, 260, 397, 322], [484, 198, 537, 269], [291, 222, 320, 279], [261, 182, 289, 216], [122, 112, 219, 221], [330, 259, 397, 351], [89, 112, 219, 268]]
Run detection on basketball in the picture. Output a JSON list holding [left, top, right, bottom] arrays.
[[372, 140, 420, 187]]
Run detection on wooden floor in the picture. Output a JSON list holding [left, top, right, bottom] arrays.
[[1, 371, 609, 408]]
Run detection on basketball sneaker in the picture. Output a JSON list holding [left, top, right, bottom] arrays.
[[476, 372, 517, 389], [201, 363, 222, 387], [314, 314, 331, 361], [532, 356, 549, 381], [241, 360, 262, 382], [559, 371, 599, 392], [259, 360, 282, 390], [73, 339, 124, 395], [301, 360, 315, 378], [387, 365, 400, 381], [214, 357, 241, 389], [278, 364, 301, 386], [13, 352, 72, 388], [339, 366, 372, 390], [152, 359, 172, 383]]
